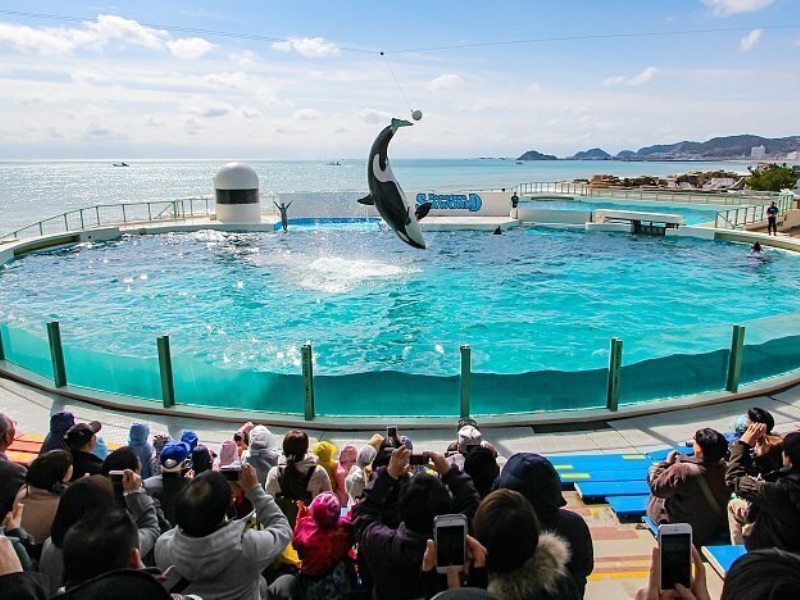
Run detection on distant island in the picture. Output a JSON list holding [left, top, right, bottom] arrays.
[[517, 134, 800, 162]]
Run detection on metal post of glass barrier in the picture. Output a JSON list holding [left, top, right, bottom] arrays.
[[606, 337, 623, 411], [0, 324, 5, 361], [460, 345, 471, 418], [302, 343, 315, 420], [157, 335, 176, 408], [47, 321, 67, 388], [726, 325, 746, 393]]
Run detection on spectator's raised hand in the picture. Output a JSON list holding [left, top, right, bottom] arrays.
[[0, 536, 22, 576], [1, 504, 23, 531], [741, 423, 767, 446], [122, 469, 142, 493], [427, 451, 452, 477], [635, 547, 711, 600], [239, 462, 259, 493], [387, 446, 411, 479]]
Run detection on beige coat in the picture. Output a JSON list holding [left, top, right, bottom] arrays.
[[13, 485, 61, 544]]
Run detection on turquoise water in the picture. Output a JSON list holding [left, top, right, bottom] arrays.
[[2, 227, 799, 379], [0, 158, 749, 232], [523, 197, 720, 225]]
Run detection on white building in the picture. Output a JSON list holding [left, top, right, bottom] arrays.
[[787, 151, 798, 162], [751, 145, 766, 159]]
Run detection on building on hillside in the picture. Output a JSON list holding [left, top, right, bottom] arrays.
[[787, 151, 798, 162], [751, 145, 766, 159]]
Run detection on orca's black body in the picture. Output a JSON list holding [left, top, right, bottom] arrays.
[[359, 119, 430, 249]]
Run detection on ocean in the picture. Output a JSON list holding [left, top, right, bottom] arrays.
[[0, 158, 750, 234]]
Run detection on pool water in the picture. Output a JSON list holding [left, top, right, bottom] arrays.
[[523, 198, 721, 225], [2, 226, 799, 377]]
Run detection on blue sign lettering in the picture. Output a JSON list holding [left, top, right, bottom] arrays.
[[415, 193, 483, 212]]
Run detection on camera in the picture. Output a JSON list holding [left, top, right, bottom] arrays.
[[220, 466, 242, 481], [409, 453, 430, 466]]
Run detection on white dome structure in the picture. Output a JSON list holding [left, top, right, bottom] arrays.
[[213, 162, 260, 224]]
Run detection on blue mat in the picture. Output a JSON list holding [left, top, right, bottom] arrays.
[[575, 480, 651, 501], [647, 447, 695, 462], [642, 515, 659, 537], [702, 545, 746, 578], [550, 454, 651, 471], [560, 467, 649, 486], [607, 495, 649, 518]]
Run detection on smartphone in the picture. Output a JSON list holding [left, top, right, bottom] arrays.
[[109, 470, 125, 484], [659, 523, 692, 591], [386, 426, 398, 440], [220, 466, 241, 481], [434, 514, 467, 574], [409, 453, 430, 466]]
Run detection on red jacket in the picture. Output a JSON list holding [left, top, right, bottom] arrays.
[[293, 503, 354, 577]]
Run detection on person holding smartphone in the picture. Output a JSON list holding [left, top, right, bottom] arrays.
[[352, 446, 480, 600]]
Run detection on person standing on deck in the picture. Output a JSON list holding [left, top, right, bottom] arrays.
[[767, 201, 779, 236], [274, 200, 293, 232]]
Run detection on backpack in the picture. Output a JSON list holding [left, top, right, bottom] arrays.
[[274, 464, 316, 528]]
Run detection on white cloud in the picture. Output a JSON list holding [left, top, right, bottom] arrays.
[[701, 0, 775, 17], [167, 37, 216, 60], [86, 15, 168, 51], [293, 108, 323, 121], [203, 71, 251, 90], [429, 74, 463, 91], [604, 66, 660, 86], [356, 108, 392, 124], [182, 98, 234, 119], [740, 29, 763, 52], [0, 22, 89, 55], [526, 83, 543, 93], [271, 37, 339, 58], [229, 50, 256, 66]]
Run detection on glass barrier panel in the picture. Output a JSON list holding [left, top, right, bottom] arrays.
[[740, 312, 800, 385], [314, 371, 460, 417], [471, 367, 608, 414], [0, 321, 54, 378], [619, 349, 729, 405], [62, 345, 161, 400], [172, 355, 303, 414]]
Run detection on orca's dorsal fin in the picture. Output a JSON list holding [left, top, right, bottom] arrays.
[[415, 202, 432, 221], [357, 194, 375, 206]]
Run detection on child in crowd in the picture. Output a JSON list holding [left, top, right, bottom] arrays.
[[292, 491, 354, 600], [312, 441, 339, 494], [128, 423, 157, 479], [334, 445, 357, 506], [345, 444, 377, 505]]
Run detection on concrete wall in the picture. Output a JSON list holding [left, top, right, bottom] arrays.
[[517, 208, 591, 224]]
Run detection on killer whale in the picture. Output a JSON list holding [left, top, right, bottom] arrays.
[[358, 118, 431, 249]]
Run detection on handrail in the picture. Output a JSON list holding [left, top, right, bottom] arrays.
[[0, 197, 213, 245], [714, 191, 794, 230]]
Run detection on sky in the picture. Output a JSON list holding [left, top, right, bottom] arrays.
[[0, 0, 798, 159]]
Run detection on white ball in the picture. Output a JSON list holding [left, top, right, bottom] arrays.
[[411, 109, 423, 121]]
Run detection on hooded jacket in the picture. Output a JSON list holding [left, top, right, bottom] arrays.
[[726, 440, 800, 552], [312, 441, 339, 492], [243, 426, 279, 487], [40, 412, 75, 454], [487, 532, 581, 600], [154, 485, 292, 600], [334, 444, 358, 506], [266, 456, 331, 499], [128, 423, 156, 479], [494, 453, 594, 597]]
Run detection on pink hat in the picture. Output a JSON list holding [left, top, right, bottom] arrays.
[[218, 439, 239, 467], [310, 491, 341, 530], [338, 444, 358, 471]]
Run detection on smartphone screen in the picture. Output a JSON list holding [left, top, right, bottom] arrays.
[[387, 426, 397, 439], [436, 523, 466, 569], [660, 533, 691, 590]]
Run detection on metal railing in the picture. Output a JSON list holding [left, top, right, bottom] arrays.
[[0, 197, 214, 245], [714, 191, 795, 230], [514, 181, 782, 206]]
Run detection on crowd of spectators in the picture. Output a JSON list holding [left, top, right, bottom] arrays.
[[0, 407, 799, 599]]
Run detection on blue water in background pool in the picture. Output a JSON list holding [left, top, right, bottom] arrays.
[[2, 226, 799, 377], [522, 197, 719, 225]]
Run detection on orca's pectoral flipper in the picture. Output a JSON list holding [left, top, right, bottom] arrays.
[[357, 195, 375, 206], [415, 202, 432, 221]]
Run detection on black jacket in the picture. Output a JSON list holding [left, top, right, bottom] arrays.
[[0, 572, 48, 600], [69, 450, 102, 481], [726, 440, 800, 552], [0, 454, 26, 517]]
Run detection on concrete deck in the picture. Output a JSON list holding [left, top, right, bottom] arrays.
[[3, 374, 799, 599]]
